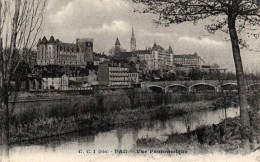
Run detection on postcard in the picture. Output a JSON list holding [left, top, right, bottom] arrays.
[[0, 0, 259, 162]]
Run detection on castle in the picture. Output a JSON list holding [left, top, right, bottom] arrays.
[[113, 27, 202, 70], [37, 36, 94, 66]]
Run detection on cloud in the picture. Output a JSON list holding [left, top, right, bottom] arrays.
[[140, 30, 171, 37], [49, 0, 130, 25], [42, 0, 260, 72], [82, 20, 131, 34], [178, 36, 224, 46]]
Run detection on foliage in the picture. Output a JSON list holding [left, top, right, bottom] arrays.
[[108, 46, 127, 56], [132, 0, 260, 145]]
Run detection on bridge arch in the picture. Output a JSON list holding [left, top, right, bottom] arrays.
[[147, 85, 164, 93], [166, 84, 188, 93], [189, 83, 216, 92], [221, 83, 238, 92]]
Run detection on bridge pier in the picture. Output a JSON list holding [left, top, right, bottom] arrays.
[[188, 87, 192, 93], [216, 86, 221, 93]]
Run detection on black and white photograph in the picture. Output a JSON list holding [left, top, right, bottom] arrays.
[[0, 0, 260, 161]]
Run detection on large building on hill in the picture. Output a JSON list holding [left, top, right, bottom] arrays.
[[173, 52, 202, 68], [112, 27, 203, 71], [37, 36, 94, 66], [150, 43, 174, 69]]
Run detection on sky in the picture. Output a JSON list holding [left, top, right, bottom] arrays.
[[42, 0, 260, 72]]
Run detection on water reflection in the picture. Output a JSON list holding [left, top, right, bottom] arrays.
[[0, 145, 10, 162], [2, 107, 239, 161], [116, 128, 123, 149]]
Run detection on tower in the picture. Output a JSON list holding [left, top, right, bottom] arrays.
[[114, 37, 121, 56], [37, 36, 48, 65], [77, 38, 94, 63], [130, 27, 136, 52], [168, 45, 173, 54]]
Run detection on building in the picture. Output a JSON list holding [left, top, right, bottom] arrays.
[[26, 75, 43, 91], [112, 28, 203, 73], [42, 73, 69, 90], [128, 65, 139, 84], [173, 52, 201, 68], [114, 37, 121, 57], [93, 53, 111, 66], [87, 70, 98, 86], [132, 44, 175, 71], [136, 49, 152, 61], [200, 64, 227, 73], [98, 62, 130, 87], [93, 54, 101, 66], [151, 43, 174, 69], [37, 36, 93, 66]]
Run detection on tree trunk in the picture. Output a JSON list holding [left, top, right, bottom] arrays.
[[0, 0, 21, 146], [1, 91, 9, 145], [0, 37, 9, 146], [228, 15, 252, 150]]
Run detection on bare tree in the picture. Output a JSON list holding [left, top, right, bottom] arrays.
[[132, 0, 260, 149], [0, 0, 46, 146]]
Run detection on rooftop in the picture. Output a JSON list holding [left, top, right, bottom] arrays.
[[38, 36, 93, 45], [173, 53, 200, 58]]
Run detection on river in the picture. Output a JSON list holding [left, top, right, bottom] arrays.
[[1, 106, 240, 162]]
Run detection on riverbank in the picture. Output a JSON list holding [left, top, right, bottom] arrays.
[[135, 101, 260, 154], [2, 97, 216, 144]]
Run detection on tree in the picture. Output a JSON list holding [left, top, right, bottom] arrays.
[[188, 67, 203, 80], [132, 0, 260, 149], [0, 0, 46, 147]]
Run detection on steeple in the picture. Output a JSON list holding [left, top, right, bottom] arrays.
[[132, 26, 135, 38], [114, 37, 121, 57], [152, 42, 157, 50], [130, 26, 136, 52], [115, 37, 120, 46]]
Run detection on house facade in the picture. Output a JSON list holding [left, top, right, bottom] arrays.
[[98, 62, 130, 87], [42, 73, 69, 90]]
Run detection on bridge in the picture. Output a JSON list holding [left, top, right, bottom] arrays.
[[141, 80, 260, 93]]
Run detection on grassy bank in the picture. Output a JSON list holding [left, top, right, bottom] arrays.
[[135, 93, 260, 154], [0, 90, 218, 144]]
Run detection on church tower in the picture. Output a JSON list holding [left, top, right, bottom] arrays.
[[130, 27, 136, 52], [114, 37, 121, 56]]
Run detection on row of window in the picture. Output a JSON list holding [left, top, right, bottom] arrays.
[[109, 67, 129, 71], [110, 81, 129, 85], [129, 73, 138, 77], [37, 60, 86, 66], [174, 58, 199, 61], [109, 76, 128, 80], [39, 46, 92, 54]]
